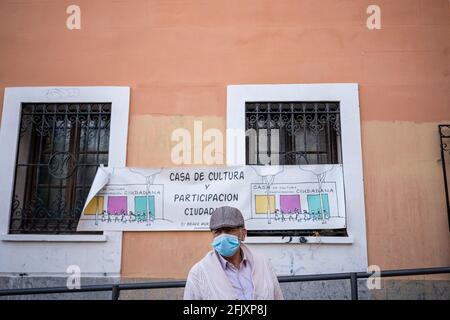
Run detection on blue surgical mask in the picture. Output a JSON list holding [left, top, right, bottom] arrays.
[[212, 233, 240, 257]]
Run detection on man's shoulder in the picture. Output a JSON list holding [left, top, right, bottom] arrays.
[[241, 244, 267, 265], [187, 250, 215, 276]]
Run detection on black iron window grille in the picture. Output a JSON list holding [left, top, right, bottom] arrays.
[[245, 102, 345, 237], [439, 125, 450, 231], [245, 102, 341, 165], [9, 103, 111, 234]]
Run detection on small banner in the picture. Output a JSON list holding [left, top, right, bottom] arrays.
[[76, 165, 346, 231]]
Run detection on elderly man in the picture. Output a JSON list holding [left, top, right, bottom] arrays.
[[184, 206, 284, 300]]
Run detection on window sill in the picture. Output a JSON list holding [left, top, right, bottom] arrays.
[[244, 235, 354, 244], [0, 234, 107, 242]]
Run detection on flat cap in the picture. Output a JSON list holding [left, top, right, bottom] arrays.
[[209, 206, 245, 230]]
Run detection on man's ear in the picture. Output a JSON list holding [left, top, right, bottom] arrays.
[[241, 228, 247, 241]]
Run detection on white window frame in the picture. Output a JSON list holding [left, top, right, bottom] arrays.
[[0, 87, 129, 276], [227, 84, 367, 244]]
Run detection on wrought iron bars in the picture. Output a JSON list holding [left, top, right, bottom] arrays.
[[439, 124, 450, 230], [9, 103, 111, 234], [245, 102, 341, 165]]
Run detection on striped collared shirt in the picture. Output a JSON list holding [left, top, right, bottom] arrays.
[[216, 249, 254, 300]]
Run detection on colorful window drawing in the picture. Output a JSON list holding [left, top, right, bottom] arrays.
[[307, 194, 330, 219], [280, 194, 301, 214], [134, 196, 155, 220], [255, 195, 276, 214], [107, 196, 128, 215], [84, 196, 104, 215]]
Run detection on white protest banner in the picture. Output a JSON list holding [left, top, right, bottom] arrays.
[[76, 165, 346, 231]]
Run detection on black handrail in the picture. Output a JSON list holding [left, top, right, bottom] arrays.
[[0, 266, 449, 300]]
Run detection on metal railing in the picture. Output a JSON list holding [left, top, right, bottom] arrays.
[[0, 266, 449, 300]]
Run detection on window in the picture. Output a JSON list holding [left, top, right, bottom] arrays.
[[439, 124, 450, 231], [245, 102, 341, 165], [9, 103, 111, 234], [227, 83, 367, 243], [244, 101, 345, 237], [0, 87, 128, 276]]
